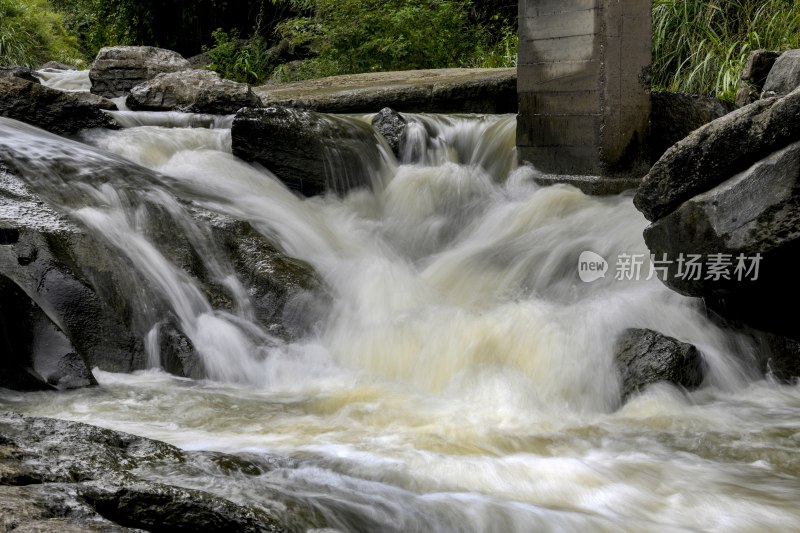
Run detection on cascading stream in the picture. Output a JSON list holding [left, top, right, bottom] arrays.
[[1, 81, 798, 532]]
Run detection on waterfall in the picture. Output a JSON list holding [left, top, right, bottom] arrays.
[[1, 93, 797, 532]]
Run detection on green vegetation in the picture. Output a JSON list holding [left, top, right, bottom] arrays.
[[0, 0, 83, 67], [652, 0, 800, 101], [3, 0, 800, 103]]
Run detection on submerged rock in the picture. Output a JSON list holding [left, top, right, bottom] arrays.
[[90, 46, 190, 98], [0, 77, 118, 135], [232, 106, 387, 196], [127, 69, 262, 114], [614, 329, 705, 399], [0, 412, 288, 532]]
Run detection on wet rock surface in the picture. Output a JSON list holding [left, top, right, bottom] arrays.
[[0, 77, 118, 135], [614, 329, 705, 399], [0, 118, 323, 389], [0, 412, 288, 532], [127, 69, 262, 114], [371, 107, 407, 157], [90, 46, 190, 98], [232, 106, 386, 196]]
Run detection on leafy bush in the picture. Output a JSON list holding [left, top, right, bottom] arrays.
[[204, 28, 276, 84], [0, 0, 84, 67], [275, 0, 484, 80], [652, 0, 800, 101]]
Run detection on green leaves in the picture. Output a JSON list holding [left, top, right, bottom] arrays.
[[0, 0, 84, 67], [652, 0, 800, 101]]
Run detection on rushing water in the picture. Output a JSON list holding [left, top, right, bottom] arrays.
[[1, 71, 800, 532]]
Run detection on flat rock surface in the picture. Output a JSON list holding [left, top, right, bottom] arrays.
[[253, 68, 516, 113]]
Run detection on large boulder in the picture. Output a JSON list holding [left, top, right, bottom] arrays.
[[634, 85, 800, 221], [0, 412, 288, 532], [641, 140, 800, 337], [232, 106, 387, 196], [253, 68, 517, 114], [649, 91, 733, 162], [127, 69, 263, 114], [762, 49, 800, 98], [90, 46, 190, 98], [0, 118, 321, 389], [614, 329, 705, 399], [634, 81, 800, 379], [0, 77, 118, 135]]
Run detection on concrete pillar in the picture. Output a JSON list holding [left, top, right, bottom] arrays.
[[517, 0, 651, 178]]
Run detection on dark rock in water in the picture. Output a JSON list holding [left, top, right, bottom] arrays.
[[614, 328, 705, 399], [0, 77, 118, 135], [0, 66, 40, 84], [649, 92, 733, 163], [372, 107, 407, 158], [0, 118, 324, 388], [762, 49, 800, 98], [0, 412, 288, 532], [634, 86, 800, 222], [736, 50, 781, 107], [127, 69, 263, 114], [642, 140, 800, 338], [0, 275, 96, 390], [0, 276, 53, 391], [195, 210, 323, 340], [232, 106, 387, 196], [90, 46, 190, 98]]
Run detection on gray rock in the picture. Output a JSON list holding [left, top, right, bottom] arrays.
[[614, 328, 705, 399], [650, 91, 733, 162], [0, 66, 40, 84], [642, 140, 800, 339], [126, 69, 263, 114], [39, 62, 76, 71], [371, 107, 407, 157], [634, 85, 800, 221], [232, 106, 387, 196], [762, 49, 800, 97], [0, 118, 322, 388], [736, 50, 781, 107], [90, 46, 190, 98], [742, 50, 782, 85], [0, 78, 118, 135], [254, 68, 517, 114], [0, 412, 288, 532]]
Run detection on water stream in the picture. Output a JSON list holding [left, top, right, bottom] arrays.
[[1, 70, 799, 532]]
